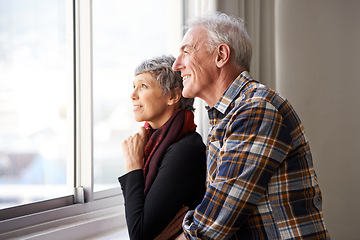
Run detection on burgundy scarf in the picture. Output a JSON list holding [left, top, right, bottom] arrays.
[[143, 109, 197, 195]]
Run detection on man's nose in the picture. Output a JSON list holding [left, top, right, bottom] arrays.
[[172, 56, 182, 71]]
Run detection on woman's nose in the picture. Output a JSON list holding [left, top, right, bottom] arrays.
[[130, 88, 138, 100]]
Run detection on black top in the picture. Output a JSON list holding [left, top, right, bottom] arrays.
[[118, 131, 206, 240]]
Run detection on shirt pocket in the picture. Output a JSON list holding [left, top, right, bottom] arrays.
[[207, 140, 221, 181]]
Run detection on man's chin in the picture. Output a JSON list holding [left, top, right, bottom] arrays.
[[182, 90, 194, 99]]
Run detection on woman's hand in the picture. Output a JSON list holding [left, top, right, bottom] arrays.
[[122, 127, 149, 172]]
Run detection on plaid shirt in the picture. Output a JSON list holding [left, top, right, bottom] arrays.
[[183, 71, 330, 239]]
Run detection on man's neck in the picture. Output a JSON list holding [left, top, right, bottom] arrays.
[[203, 65, 245, 108]]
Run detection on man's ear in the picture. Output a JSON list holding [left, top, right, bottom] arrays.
[[216, 43, 231, 68], [168, 87, 182, 106]]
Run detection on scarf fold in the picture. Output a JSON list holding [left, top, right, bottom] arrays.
[[143, 109, 197, 195]]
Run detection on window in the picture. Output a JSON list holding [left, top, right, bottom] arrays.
[[0, 0, 72, 210], [0, 1, 184, 236], [92, 0, 183, 191]]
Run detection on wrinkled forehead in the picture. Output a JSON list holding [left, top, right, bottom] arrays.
[[180, 25, 209, 51]]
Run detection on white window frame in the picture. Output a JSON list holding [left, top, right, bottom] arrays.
[[0, 0, 186, 238], [0, 1, 125, 238]]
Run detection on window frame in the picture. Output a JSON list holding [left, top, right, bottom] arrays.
[[0, 0, 125, 234], [0, 0, 185, 238], [0, 0, 78, 220]]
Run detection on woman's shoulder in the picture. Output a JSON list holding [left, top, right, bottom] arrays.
[[174, 131, 205, 149], [164, 131, 206, 164]]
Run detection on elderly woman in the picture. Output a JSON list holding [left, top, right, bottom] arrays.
[[118, 55, 206, 240]]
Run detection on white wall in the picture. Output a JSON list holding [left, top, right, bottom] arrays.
[[218, 0, 360, 239], [275, 1, 360, 239]]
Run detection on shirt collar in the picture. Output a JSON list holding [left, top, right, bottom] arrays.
[[207, 71, 254, 115]]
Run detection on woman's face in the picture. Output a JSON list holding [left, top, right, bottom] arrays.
[[131, 72, 174, 129]]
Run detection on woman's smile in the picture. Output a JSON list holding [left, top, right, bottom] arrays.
[[132, 104, 142, 111]]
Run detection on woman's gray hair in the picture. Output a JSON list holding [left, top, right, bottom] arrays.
[[135, 55, 195, 112], [186, 12, 252, 71]]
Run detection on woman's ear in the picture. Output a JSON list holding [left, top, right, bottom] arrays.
[[216, 43, 231, 68], [168, 87, 182, 106]]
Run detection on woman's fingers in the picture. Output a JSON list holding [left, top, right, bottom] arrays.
[[122, 127, 149, 172]]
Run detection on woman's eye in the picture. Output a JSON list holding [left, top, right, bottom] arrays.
[[141, 84, 148, 88]]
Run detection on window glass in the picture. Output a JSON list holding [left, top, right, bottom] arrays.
[[92, 0, 181, 191], [0, 0, 71, 209]]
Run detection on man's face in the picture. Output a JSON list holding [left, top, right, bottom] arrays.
[[172, 26, 217, 100]]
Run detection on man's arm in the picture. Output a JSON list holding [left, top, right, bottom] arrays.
[[154, 206, 188, 240], [175, 233, 186, 240], [182, 101, 291, 239]]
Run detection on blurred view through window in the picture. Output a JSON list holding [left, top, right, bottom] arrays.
[[0, 0, 71, 209], [93, 0, 182, 191], [0, 0, 183, 206]]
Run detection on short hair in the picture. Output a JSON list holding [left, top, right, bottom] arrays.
[[135, 55, 195, 112], [186, 12, 252, 71]]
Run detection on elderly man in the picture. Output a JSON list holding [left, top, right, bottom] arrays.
[[171, 13, 330, 239]]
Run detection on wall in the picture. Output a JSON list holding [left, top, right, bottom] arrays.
[[275, 1, 360, 239], [218, 0, 360, 239]]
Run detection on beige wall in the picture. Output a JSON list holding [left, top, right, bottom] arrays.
[[217, 0, 360, 239], [275, 1, 360, 239]]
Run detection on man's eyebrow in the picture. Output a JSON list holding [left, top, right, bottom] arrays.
[[180, 44, 192, 51]]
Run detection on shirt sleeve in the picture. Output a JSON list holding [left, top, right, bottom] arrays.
[[183, 100, 292, 239], [119, 133, 206, 240]]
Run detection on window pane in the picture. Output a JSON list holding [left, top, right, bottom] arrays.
[[92, 0, 181, 191], [0, 0, 72, 209]]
